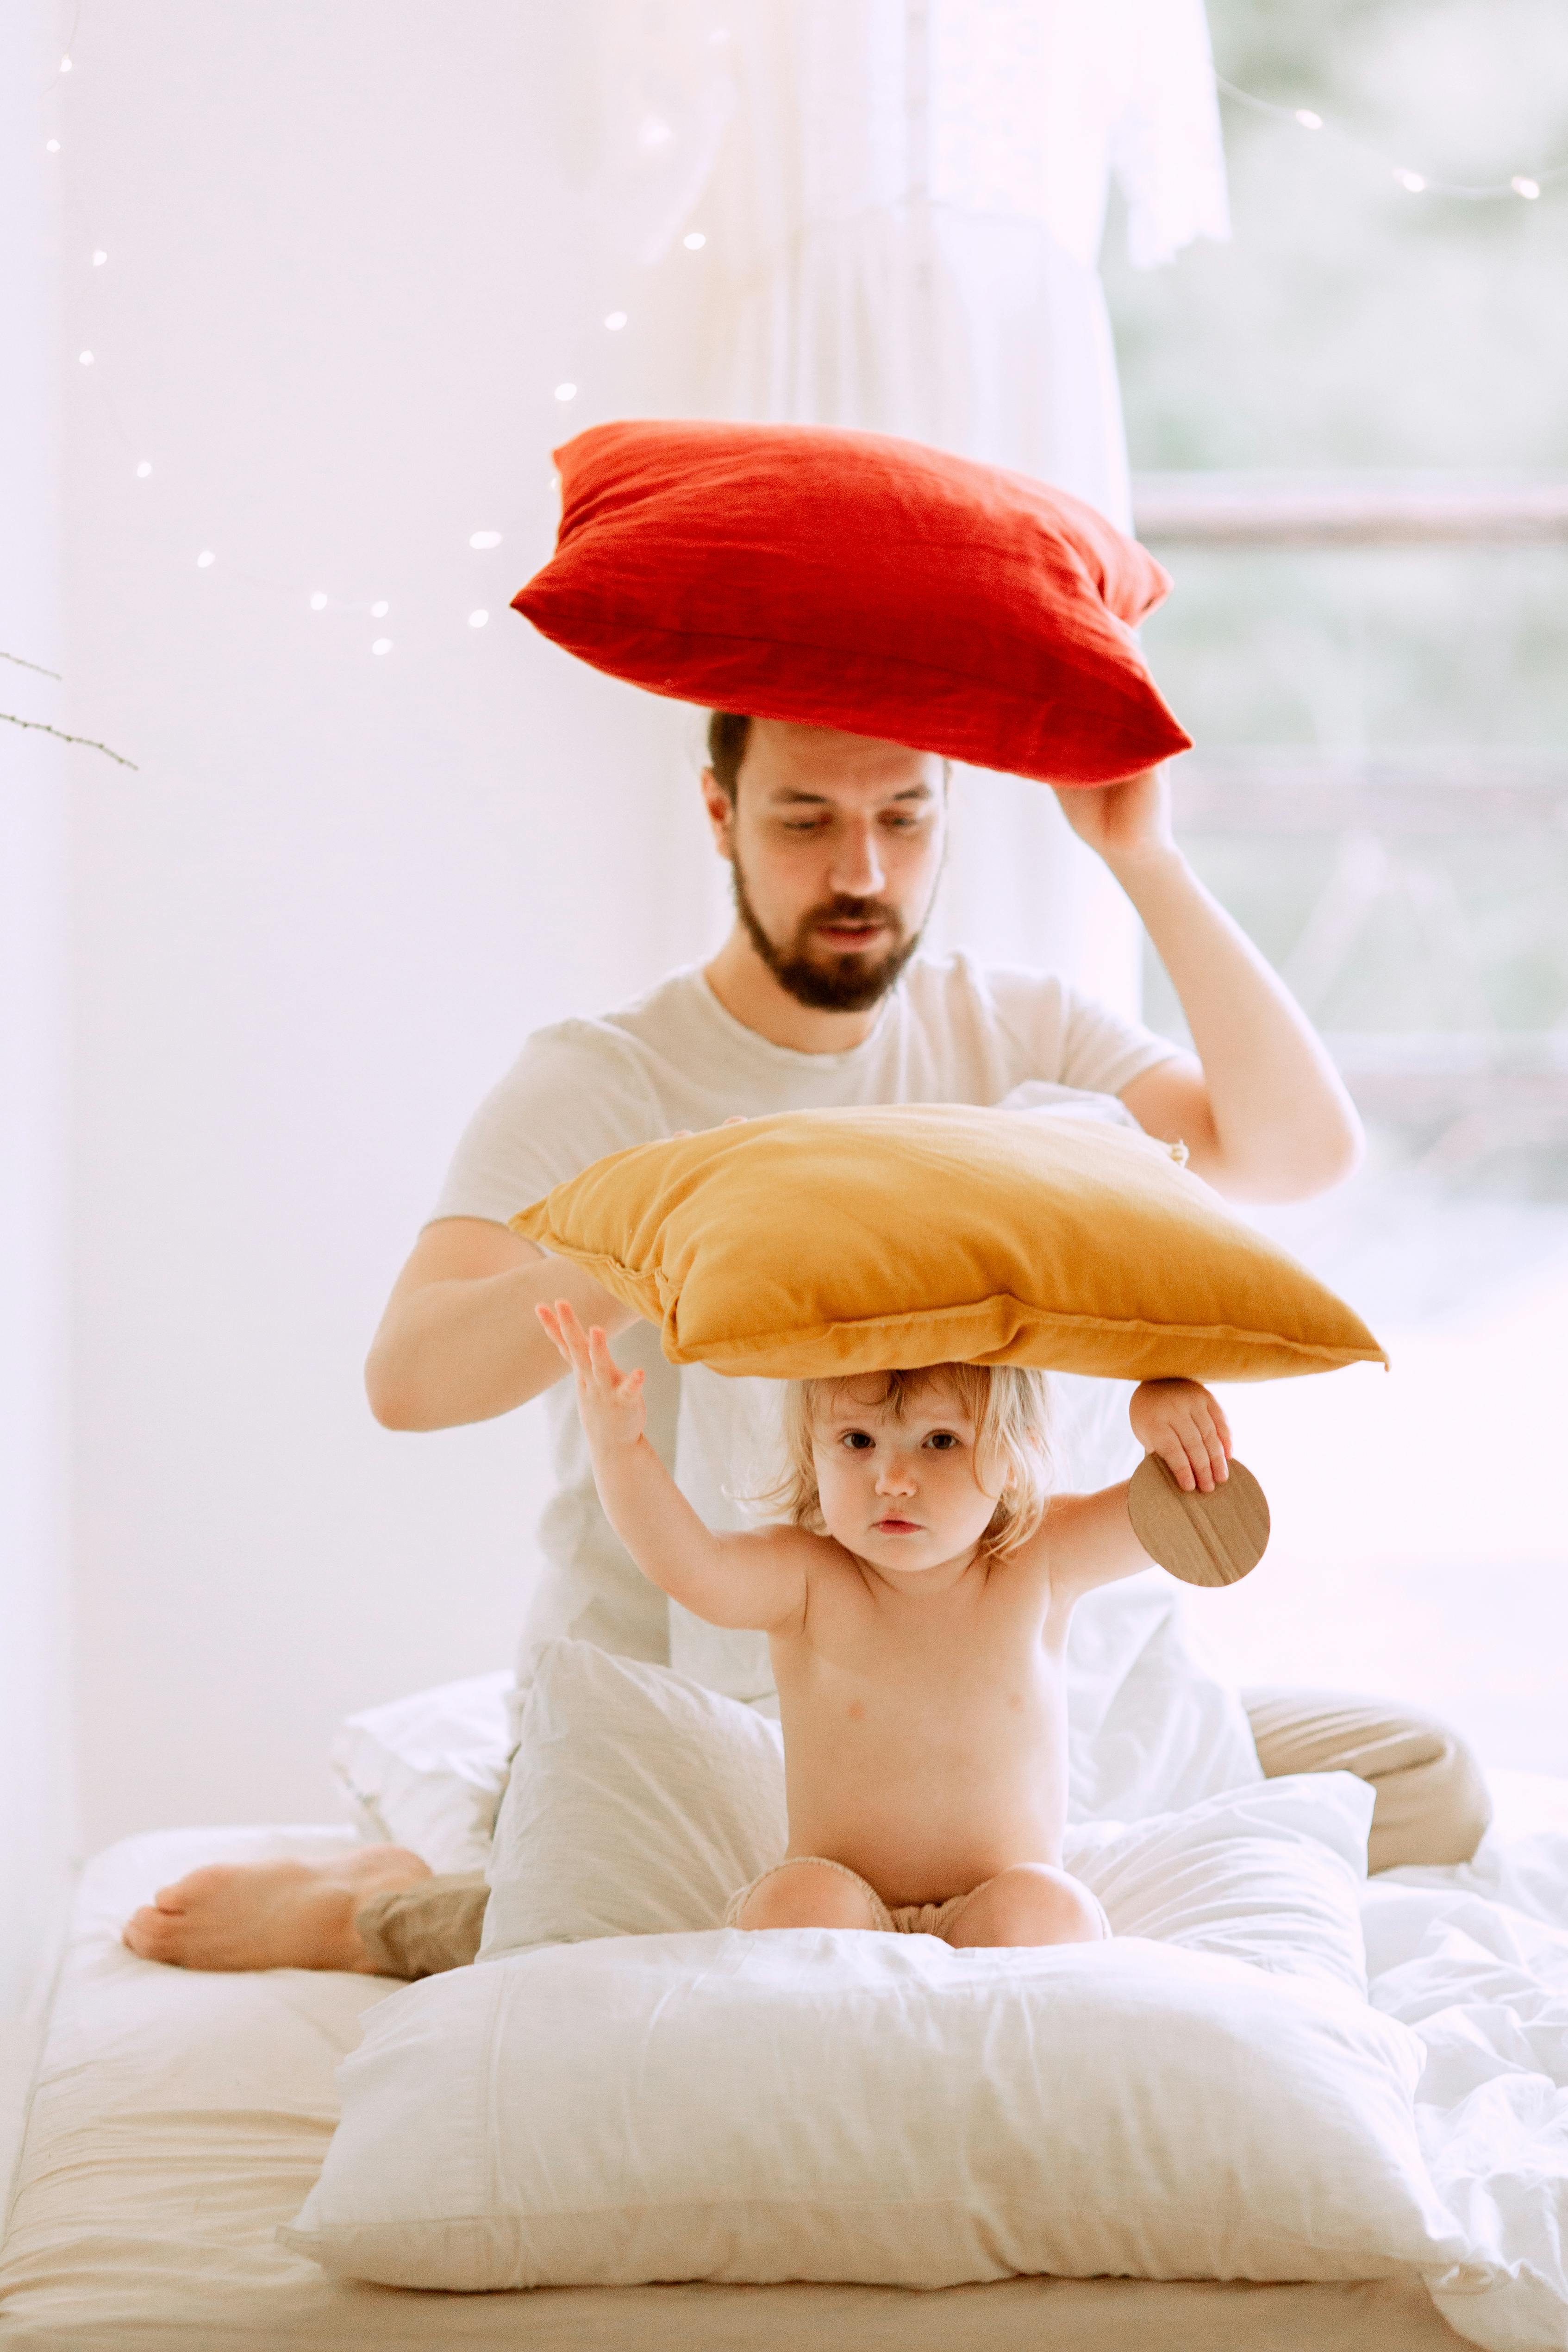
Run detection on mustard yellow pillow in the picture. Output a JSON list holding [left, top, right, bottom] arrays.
[[510, 1106, 1385, 1384]]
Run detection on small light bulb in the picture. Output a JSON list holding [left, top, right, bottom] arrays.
[[682, 230, 706, 250], [1294, 109, 1323, 130], [309, 591, 328, 611], [1395, 168, 1426, 193], [469, 530, 501, 550], [45, 138, 60, 153], [60, 54, 73, 71], [555, 381, 577, 401], [78, 350, 94, 366], [469, 609, 489, 629], [604, 310, 628, 330], [372, 638, 392, 656], [197, 550, 215, 568], [92, 249, 107, 267], [1512, 175, 1541, 200], [135, 459, 151, 478], [370, 599, 389, 617]]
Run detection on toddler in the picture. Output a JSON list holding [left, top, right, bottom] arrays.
[[538, 1299, 1233, 1951]]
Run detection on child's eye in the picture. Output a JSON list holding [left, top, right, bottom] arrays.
[[842, 1431, 875, 1451], [925, 1431, 959, 1451]]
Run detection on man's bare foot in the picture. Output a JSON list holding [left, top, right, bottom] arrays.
[[121, 1845, 434, 1974]]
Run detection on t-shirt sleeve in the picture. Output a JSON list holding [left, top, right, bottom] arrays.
[[986, 966, 1185, 1100], [426, 1019, 666, 1227]]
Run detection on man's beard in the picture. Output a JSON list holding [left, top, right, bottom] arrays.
[[730, 854, 927, 1013]]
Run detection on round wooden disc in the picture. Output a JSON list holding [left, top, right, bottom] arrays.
[[1127, 1453, 1270, 1587]]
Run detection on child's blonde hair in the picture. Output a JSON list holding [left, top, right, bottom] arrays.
[[766, 1362, 1055, 1560]]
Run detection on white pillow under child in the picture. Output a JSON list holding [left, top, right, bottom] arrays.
[[330, 1670, 514, 1875], [479, 1639, 1369, 2000], [281, 1927, 1473, 2295]]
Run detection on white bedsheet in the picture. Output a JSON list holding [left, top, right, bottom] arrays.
[[7, 1785, 1568, 2347]]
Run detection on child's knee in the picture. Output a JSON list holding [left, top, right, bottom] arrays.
[[735, 1860, 882, 1932], [950, 1864, 1108, 1949]]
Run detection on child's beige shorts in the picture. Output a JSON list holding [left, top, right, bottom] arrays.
[[724, 1855, 1112, 1941]]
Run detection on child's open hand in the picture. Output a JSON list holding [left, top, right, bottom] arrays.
[[536, 1297, 646, 1453], [1129, 1378, 1232, 1495]]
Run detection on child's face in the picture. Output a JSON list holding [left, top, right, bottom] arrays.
[[810, 1374, 1002, 1581]]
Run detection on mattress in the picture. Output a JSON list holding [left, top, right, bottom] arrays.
[[0, 1824, 1468, 2351]]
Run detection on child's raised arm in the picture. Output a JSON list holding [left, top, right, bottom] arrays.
[[535, 1300, 809, 1634]]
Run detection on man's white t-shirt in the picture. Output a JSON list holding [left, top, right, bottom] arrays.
[[431, 951, 1179, 1700]]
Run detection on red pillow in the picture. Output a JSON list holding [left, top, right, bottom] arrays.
[[513, 420, 1190, 787]]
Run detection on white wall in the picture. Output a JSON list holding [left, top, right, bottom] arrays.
[[2, 0, 75, 2011], [56, 3, 1136, 1849], [58, 2, 737, 1848]]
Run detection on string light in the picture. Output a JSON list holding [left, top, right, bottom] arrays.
[[370, 600, 389, 617], [468, 609, 489, 628], [309, 591, 328, 610], [135, 460, 151, 478], [604, 310, 628, 330], [92, 249, 107, 266], [60, 54, 72, 72], [682, 230, 706, 250], [78, 349, 94, 366], [371, 638, 392, 656], [1216, 73, 1566, 202], [196, 550, 215, 568], [469, 531, 501, 550], [554, 380, 577, 401]]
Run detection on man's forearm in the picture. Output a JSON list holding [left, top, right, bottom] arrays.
[[1111, 843, 1362, 1201], [365, 1257, 636, 1431]]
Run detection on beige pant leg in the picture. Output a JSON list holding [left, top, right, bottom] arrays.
[[1243, 1688, 1492, 1873], [355, 1872, 489, 1981]]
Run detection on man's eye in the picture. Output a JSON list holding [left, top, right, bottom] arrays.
[[781, 819, 826, 833]]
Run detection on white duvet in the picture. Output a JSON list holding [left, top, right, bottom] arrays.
[[302, 1632, 1568, 2346]]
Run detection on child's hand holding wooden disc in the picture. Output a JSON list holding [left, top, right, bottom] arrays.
[[1126, 1377, 1270, 1586]]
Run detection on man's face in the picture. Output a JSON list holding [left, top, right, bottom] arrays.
[[705, 720, 947, 1012]]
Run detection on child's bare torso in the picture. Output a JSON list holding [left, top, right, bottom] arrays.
[[769, 1540, 1068, 1908]]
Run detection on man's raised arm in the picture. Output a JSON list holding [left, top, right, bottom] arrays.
[[364, 1217, 635, 1431], [1058, 768, 1363, 1205]]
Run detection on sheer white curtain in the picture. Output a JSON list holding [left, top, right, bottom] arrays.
[[592, 0, 1227, 1007]]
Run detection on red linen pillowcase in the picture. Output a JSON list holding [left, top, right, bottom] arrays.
[[512, 419, 1191, 787]]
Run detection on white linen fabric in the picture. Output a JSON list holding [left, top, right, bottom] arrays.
[[24, 1809, 1568, 2346], [429, 952, 1181, 1701], [480, 1644, 1308, 1972], [281, 1933, 1466, 2296], [330, 1670, 514, 1876]]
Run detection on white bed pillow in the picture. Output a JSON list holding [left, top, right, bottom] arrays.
[[330, 1670, 514, 1874], [479, 1639, 1369, 2000], [282, 1928, 1472, 2294]]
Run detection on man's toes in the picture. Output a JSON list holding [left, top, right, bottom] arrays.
[[123, 1905, 183, 1962]]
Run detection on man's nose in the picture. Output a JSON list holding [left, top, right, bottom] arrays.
[[829, 822, 886, 898]]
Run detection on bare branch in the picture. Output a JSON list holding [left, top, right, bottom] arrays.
[[0, 649, 63, 680], [1, 711, 138, 770]]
